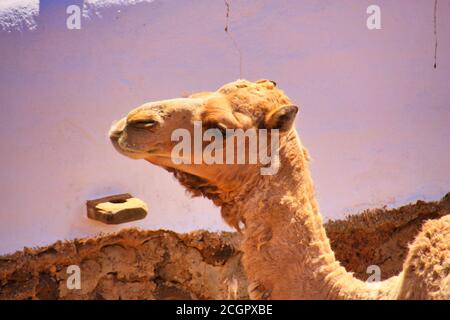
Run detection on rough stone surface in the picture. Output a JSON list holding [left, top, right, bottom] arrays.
[[0, 195, 448, 300], [87, 194, 148, 224]]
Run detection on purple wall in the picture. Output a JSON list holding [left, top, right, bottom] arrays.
[[0, 0, 449, 254]]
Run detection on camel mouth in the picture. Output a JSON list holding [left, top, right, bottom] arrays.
[[110, 135, 147, 160]]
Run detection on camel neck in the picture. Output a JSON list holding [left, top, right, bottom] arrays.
[[239, 132, 397, 299]]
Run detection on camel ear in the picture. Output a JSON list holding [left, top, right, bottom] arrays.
[[265, 105, 298, 131]]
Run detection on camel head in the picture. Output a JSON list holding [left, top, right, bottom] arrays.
[[109, 79, 299, 228]]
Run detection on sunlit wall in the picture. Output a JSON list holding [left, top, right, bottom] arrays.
[[0, 0, 449, 254]]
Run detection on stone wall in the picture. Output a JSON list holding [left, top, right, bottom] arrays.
[[0, 195, 448, 300]]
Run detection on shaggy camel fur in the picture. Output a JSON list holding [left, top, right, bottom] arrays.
[[110, 79, 450, 299]]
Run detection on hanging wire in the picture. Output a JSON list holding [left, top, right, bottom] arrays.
[[433, 0, 438, 69], [224, 0, 243, 79]]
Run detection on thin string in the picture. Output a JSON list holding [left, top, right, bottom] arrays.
[[224, 0, 243, 79], [433, 0, 438, 69]]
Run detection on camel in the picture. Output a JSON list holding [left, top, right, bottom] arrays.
[[109, 79, 450, 299]]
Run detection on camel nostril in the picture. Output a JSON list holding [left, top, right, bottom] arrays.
[[109, 130, 122, 141], [109, 118, 127, 139], [109, 127, 123, 139]]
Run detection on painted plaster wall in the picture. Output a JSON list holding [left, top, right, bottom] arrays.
[[0, 0, 449, 254]]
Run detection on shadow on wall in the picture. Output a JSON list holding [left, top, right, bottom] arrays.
[[38, 0, 85, 30]]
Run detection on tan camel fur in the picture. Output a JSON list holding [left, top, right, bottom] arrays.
[[109, 79, 450, 299]]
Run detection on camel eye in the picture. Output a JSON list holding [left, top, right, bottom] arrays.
[[129, 119, 158, 129]]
